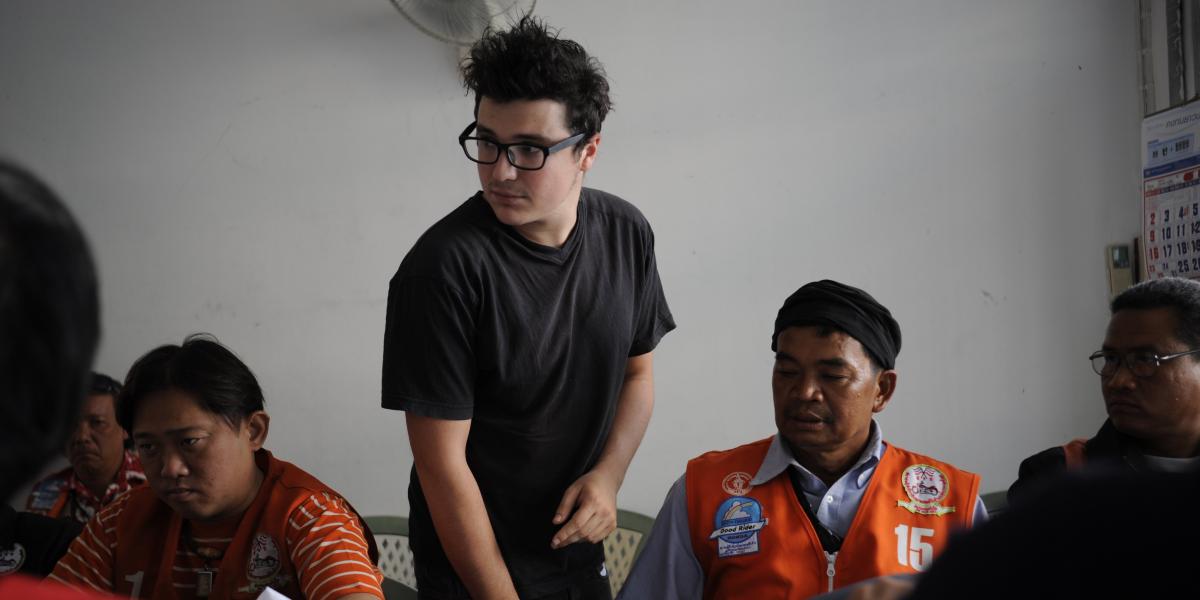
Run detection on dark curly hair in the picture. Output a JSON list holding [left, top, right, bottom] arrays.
[[461, 16, 612, 143]]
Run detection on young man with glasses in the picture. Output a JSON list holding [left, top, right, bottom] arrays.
[[1008, 277, 1200, 505], [381, 17, 674, 600]]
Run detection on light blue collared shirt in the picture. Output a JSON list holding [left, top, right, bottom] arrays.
[[752, 421, 888, 539], [617, 423, 988, 599]]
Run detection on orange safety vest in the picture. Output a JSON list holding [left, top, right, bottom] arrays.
[[1062, 438, 1088, 468], [686, 437, 979, 599], [110, 450, 377, 599]]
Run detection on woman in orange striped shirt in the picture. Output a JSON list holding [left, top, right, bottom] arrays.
[[50, 335, 384, 600]]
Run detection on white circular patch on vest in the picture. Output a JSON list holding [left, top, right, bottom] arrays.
[[902, 464, 948, 504], [0, 543, 26, 575], [898, 464, 956, 516], [246, 533, 282, 581]]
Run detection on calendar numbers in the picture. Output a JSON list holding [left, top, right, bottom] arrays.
[[1143, 108, 1200, 280], [1145, 168, 1200, 279]]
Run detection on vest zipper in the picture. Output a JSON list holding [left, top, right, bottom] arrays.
[[824, 551, 838, 592]]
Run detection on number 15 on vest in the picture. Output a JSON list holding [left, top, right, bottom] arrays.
[[894, 525, 935, 571]]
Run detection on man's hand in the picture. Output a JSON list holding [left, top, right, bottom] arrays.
[[549, 352, 655, 550], [550, 467, 621, 549], [845, 575, 916, 600]]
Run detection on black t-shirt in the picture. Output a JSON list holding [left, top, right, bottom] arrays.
[[382, 188, 675, 597]]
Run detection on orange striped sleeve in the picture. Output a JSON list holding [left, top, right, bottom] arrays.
[[47, 492, 128, 592], [286, 492, 384, 600]]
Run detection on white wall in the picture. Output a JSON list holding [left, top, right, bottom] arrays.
[[1, 1, 1139, 517]]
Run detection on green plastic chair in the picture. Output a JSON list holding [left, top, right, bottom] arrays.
[[365, 515, 418, 600], [603, 509, 656, 597], [981, 490, 1008, 517], [366, 510, 656, 598]]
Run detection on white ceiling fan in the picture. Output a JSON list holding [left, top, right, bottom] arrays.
[[389, 0, 537, 46]]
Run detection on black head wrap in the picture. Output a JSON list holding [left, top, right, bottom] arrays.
[[771, 280, 902, 369]]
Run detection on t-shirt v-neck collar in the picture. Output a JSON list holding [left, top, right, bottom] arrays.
[[497, 193, 587, 263]]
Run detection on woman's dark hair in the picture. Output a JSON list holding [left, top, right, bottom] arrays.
[[462, 16, 613, 143], [0, 160, 99, 499], [118, 334, 265, 433]]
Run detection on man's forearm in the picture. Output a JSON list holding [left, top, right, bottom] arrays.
[[550, 352, 656, 548], [407, 414, 518, 600], [418, 464, 517, 599], [593, 352, 655, 484]]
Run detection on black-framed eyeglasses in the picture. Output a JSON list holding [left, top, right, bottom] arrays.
[[1088, 348, 1200, 378], [457, 122, 586, 171]]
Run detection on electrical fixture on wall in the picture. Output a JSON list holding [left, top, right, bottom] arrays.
[[389, 0, 536, 47]]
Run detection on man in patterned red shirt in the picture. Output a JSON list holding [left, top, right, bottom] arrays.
[[26, 372, 146, 524], [50, 336, 384, 599]]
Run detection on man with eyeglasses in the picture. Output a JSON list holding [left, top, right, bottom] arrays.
[[827, 277, 1200, 599], [381, 17, 674, 600], [1008, 277, 1200, 505], [25, 372, 145, 524]]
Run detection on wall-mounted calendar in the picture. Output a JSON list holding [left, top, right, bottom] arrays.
[[1143, 101, 1200, 279]]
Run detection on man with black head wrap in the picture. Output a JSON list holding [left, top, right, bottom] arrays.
[[619, 280, 987, 599]]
